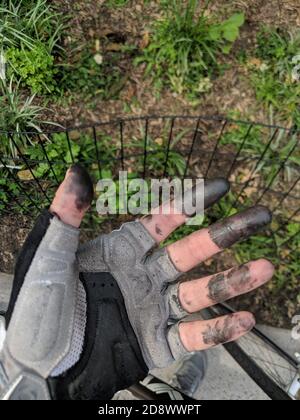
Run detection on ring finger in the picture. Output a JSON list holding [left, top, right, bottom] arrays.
[[168, 259, 274, 320]]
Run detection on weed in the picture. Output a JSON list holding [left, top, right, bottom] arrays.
[[0, 77, 60, 158], [249, 27, 300, 125], [1, 0, 66, 95], [0, 175, 19, 212], [0, 0, 65, 53], [135, 0, 244, 99], [220, 122, 300, 183], [25, 131, 117, 182], [130, 124, 188, 176], [60, 49, 125, 99], [105, 0, 129, 7]]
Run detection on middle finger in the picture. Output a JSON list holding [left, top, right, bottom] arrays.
[[167, 205, 272, 272]]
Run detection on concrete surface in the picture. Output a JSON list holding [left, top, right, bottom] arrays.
[[152, 346, 270, 400], [257, 325, 300, 361], [0, 272, 12, 313]]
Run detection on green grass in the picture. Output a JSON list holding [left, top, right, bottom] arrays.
[[130, 124, 188, 177], [105, 0, 129, 7], [59, 48, 126, 100], [249, 27, 300, 126], [220, 122, 300, 183], [135, 0, 244, 99], [0, 77, 60, 158], [0, 0, 65, 52]]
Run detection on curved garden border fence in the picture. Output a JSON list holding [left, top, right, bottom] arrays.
[[1, 115, 299, 225], [0, 115, 299, 320]]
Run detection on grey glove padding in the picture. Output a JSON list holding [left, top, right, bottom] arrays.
[[4, 217, 80, 378], [78, 221, 189, 369], [0, 217, 80, 400]]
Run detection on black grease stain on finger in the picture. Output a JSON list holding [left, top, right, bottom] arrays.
[[208, 206, 272, 249], [229, 265, 253, 294], [155, 224, 163, 236], [202, 313, 255, 346], [183, 178, 230, 217], [207, 272, 230, 303], [202, 314, 236, 346], [207, 264, 252, 303], [203, 178, 230, 209], [67, 164, 94, 211]]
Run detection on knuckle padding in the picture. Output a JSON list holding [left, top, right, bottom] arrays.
[[5, 217, 79, 379], [8, 283, 66, 363], [5, 210, 54, 328]]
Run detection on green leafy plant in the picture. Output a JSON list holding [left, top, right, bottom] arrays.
[[256, 28, 300, 75], [5, 44, 58, 94], [135, 0, 244, 98], [0, 0, 65, 53], [1, 0, 66, 95], [0, 174, 20, 212], [0, 77, 60, 158], [25, 131, 117, 182]]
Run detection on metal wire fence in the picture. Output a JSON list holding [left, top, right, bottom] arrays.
[[0, 114, 299, 243]]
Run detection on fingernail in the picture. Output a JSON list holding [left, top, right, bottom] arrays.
[[209, 205, 272, 249]]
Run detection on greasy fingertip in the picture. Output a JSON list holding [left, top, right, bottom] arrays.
[[209, 205, 272, 249], [179, 312, 256, 352], [201, 312, 256, 348], [204, 178, 230, 209], [255, 205, 272, 224], [68, 164, 94, 211]]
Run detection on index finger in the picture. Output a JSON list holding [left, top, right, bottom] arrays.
[[140, 178, 230, 243]]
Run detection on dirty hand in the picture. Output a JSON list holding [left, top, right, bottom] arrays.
[[1, 168, 274, 400], [78, 178, 274, 372]]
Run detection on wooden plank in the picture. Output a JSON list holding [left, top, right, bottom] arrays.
[[0, 273, 13, 313]]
